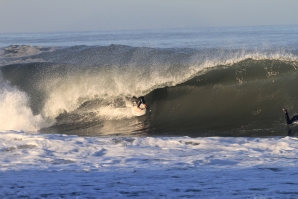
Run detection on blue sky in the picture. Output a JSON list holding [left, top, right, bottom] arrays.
[[0, 0, 298, 33]]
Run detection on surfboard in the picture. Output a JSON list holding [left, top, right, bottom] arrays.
[[132, 104, 146, 116]]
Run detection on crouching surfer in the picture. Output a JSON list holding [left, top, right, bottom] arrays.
[[133, 96, 146, 110]]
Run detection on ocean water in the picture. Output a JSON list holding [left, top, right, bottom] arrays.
[[1, 25, 298, 136], [1, 26, 298, 198]]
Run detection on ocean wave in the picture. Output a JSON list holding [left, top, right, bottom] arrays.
[[0, 45, 298, 135]]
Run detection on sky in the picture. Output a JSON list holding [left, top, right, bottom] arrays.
[[0, 0, 298, 33]]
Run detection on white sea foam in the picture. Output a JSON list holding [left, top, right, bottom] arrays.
[[0, 76, 54, 131], [0, 131, 298, 198], [95, 106, 134, 120]]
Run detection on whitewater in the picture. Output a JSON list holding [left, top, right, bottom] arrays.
[[1, 25, 298, 198]]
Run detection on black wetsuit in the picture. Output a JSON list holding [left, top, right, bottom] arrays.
[[284, 110, 298, 125], [284, 109, 298, 136], [133, 96, 146, 108]]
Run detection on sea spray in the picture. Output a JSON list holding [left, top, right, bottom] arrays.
[[0, 74, 54, 131]]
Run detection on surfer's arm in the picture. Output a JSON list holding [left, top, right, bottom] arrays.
[[283, 109, 291, 125], [137, 101, 142, 108]]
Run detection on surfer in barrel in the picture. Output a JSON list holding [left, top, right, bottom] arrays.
[[133, 96, 146, 110]]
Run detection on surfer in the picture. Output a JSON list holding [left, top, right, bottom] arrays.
[[282, 108, 298, 125], [283, 108, 298, 136], [133, 96, 146, 110]]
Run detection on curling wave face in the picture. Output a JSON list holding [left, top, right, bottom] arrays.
[[0, 44, 298, 136]]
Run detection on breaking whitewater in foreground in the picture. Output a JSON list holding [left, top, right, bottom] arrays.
[[1, 131, 298, 198]]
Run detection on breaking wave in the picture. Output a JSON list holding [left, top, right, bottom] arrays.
[[0, 45, 298, 136]]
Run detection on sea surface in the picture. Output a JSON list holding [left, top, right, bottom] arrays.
[[1, 25, 298, 137], [1, 26, 298, 198]]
